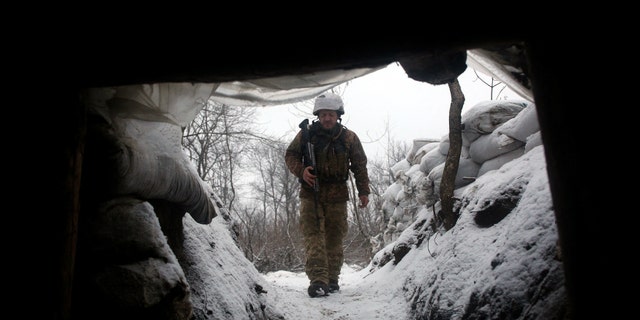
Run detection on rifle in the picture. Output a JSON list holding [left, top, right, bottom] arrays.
[[306, 143, 319, 193], [299, 119, 318, 189], [299, 119, 319, 220]]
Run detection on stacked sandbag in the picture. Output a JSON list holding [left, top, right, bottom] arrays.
[[406, 138, 440, 165], [389, 158, 411, 182], [382, 164, 425, 244], [524, 131, 543, 153], [375, 99, 541, 248], [427, 157, 481, 197], [419, 146, 447, 175], [461, 100, 528, 143], [475, 101, 540, 175], [382, 139, 440, 244]]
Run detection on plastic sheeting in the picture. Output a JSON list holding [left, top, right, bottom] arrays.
[[209, 65, 388, 107], [87, 50, 531, 129], [107, 83, 220, 127], [86, 65, 387, 127], [467, 49, 534, 102], [87, 49, 532, 126]]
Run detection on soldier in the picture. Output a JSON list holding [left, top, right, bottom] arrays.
[[285, 92, 371, 297]]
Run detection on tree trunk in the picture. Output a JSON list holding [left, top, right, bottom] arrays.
[[440, 78, 464, 230]]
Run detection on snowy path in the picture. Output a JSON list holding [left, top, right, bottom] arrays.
[[263, 264, 409, 320]]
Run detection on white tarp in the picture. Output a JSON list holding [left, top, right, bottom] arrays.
[[88, 50, 529, 126], [467, 49, 534, 103], [87, 65, 387, 128], [208, 66, 387, 107]]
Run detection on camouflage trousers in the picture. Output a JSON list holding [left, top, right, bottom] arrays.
[[300, 198, 348, 285]]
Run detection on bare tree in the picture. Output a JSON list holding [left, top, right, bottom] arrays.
[[439, 79, 464, 230], [181, 85, 400, 271], [182, 101, 258, 213], [472, 69, 509, 100], [239, 140, 305, 272]]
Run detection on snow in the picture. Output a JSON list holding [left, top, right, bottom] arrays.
[[263, 264, 410, 319], [174, 98, 563, 319], [255, 145, 557, 319]]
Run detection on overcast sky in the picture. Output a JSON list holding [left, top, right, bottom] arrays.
[[255, 62, 527, 161]]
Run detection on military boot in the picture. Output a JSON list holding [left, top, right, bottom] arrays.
[[307, 281, 329, 297], [329, 280, 340, 293]]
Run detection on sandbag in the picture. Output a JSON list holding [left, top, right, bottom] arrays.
[[409, 141, 440, 165], [438, 133, 470, 158], [406, 138, 440, 165], [477, 147, 525, 177], [469, 130, 525, 164], [525, 131, 543, 153], [390, 159, 412, 181], [428, 157, 481, 193], [496, 103, 540, 143], [461, 100, 528, 142], [419, 147, 447, 176]]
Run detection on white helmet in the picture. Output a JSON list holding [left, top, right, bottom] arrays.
[[313, 92, 344, 116]]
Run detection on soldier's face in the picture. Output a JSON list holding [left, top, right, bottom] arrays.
[[317, 110, 338, 130]]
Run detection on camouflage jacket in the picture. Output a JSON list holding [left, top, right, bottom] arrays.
[[285, 121, 370, 203]]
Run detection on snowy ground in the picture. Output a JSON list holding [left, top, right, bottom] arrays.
[[263, 264, 409, 320]]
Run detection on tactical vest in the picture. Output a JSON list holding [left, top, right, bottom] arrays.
[[307, 121, 350, 183]]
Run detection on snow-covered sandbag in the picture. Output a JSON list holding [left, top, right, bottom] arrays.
[[381, 199, 397, 224], [406, 138, 439, 165], [415, 176, 438, 207], [461, 100, 528, 143], [390, 159, 411, 181], [390, 205, 406, 223], [477, 146, 525, 177], [395, 186, 411, 206], [438, 133, 470, 158], [409, 141, 440, 165], [438, 135, 448, 155], [496, 103, 539, 143], [468, 130, 525, 163], [399, 171, 414, 196], [388, 204, 412, 238], [405, 165, 426, 195], [383, 227, 395, 245], [428, 157, 481, 193], [419, 147, 447, 175], [524, 131, 543, 153], [382, 182, 403, 202]]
